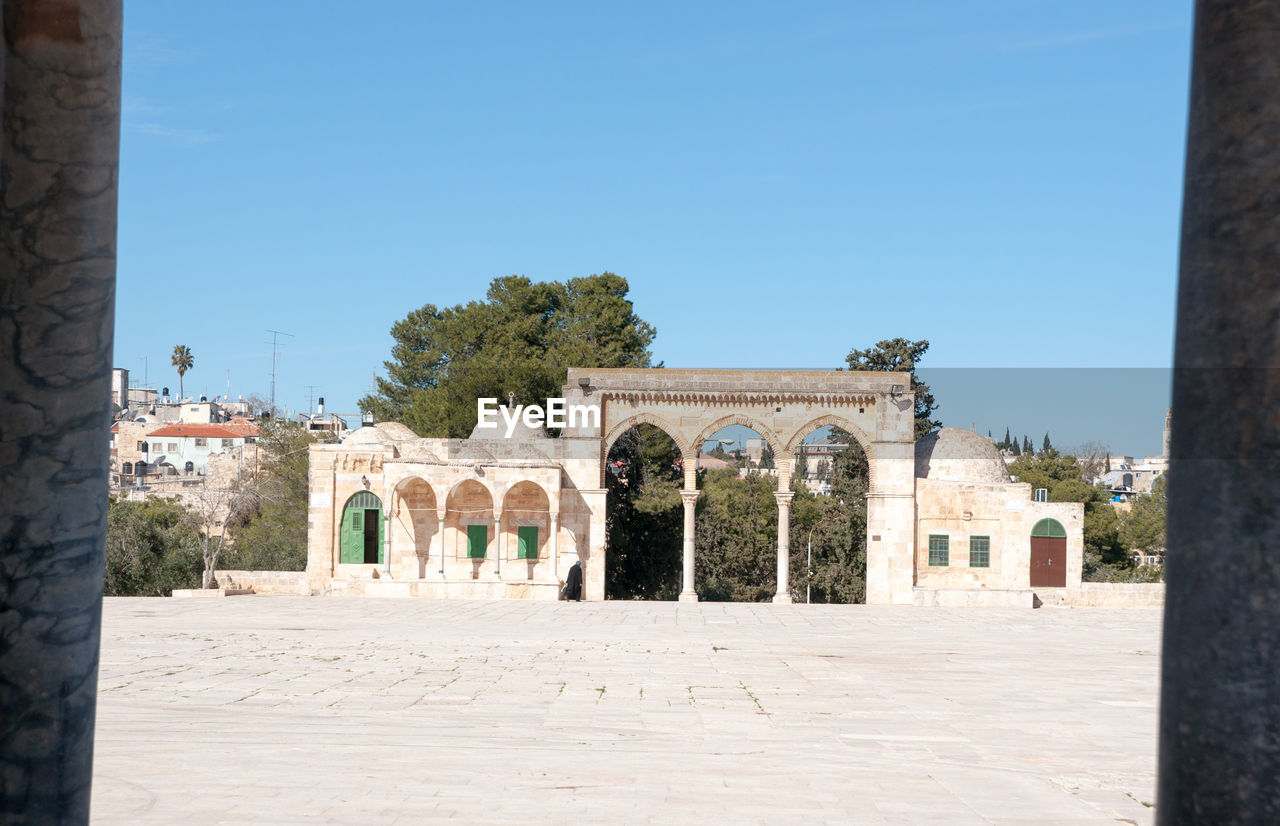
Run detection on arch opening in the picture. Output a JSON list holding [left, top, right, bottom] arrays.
[[691, 422, 782, 602], [502, 480, 551, 580], [786, 423, 871, 604], [394, 477, 437, 578], [605, 423, 683, 600], [445, 479, 494, 574], [340, 491, 384, 565]]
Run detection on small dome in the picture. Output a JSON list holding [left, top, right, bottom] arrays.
[[374, 422, 418, 441], [346, 426, 391, 446], [915, 428, 1010, 484]]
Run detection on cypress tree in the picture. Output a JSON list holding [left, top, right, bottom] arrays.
[[1042, 432, 1052, 453]]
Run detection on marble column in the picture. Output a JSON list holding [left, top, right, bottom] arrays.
[[1159, 0, 1280, 821], [383, 511, 393, 576], [436, 514, 447, 577], [773, 492, 793, 603], [678, 490, 699, 602], [548, 512, 559, 583], [492, 510, 502, 578], [0, 1, 122, 821]]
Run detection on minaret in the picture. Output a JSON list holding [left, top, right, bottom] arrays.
[[1163, 407, 1172, 459]]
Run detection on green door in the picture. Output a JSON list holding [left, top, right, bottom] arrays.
[[340, 491, 383, 564], [467, 524, 488, 559], [517, 526, 538, 559]]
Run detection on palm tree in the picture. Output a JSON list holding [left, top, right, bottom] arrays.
[[171, 345, 193, 400]]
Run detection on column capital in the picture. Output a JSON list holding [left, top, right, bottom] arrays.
[[680, 489, 700, 506], [774, 491, 795, 506]]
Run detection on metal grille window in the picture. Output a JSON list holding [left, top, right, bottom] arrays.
[[969, 536, 990, 568], [928, 534, 949, 566]]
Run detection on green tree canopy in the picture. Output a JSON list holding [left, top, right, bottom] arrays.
[[844, 338, 939, 440], [227, 420, 332, 571], [1120, 475, 1167, 555], [361, 273, 656, 437], [105, 496, 203, 596]]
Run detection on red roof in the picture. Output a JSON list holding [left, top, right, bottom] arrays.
[[146, 423, 259, 439]]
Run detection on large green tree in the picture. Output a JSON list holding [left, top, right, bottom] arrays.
[[105, 496, 203, 596], [361, 273, 656, 437], [694, 469, 780, 602], [227, 420, 332, 571], [844, 338, 939, 439], [1120, 475, 1167, 557]]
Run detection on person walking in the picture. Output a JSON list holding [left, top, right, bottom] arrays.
[[562, 560, 583, 601]]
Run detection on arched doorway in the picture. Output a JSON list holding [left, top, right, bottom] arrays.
[[786, 420, 871, 604], [691, 421, 781, 602], [604, 422, 683, 599], [502, 481, 551, 581], [340, 491, 383, 565], [393, 478, 437, 578], [1030, 518, 1067, 587], [445, 479, 494, 578]]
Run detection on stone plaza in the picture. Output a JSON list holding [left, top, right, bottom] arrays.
[[92, 598, 1160, 824]]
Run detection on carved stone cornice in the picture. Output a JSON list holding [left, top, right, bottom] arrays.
[[602, 391, 878, 407]]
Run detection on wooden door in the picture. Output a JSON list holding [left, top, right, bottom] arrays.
[[1030, 537, 1066, 587]]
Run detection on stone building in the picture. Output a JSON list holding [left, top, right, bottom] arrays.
[[306, 369, 1086, 604], [913, 428, 1083, 606]]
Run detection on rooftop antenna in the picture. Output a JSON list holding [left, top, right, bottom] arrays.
[[266, 329, 294, 417], [138, 356, 148, 390], [305, 385, 320, 414]]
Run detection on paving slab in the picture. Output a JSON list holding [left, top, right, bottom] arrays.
[[91, 598, 1161, 824]]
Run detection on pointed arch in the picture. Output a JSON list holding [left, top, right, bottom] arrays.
[[690, 414, 784, 459], [785, 414, 877, 490], [784, 414, 873, 454], [603, 412, 691, 457]]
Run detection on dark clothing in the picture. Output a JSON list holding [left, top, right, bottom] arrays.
[[563, 562, 583, 601]]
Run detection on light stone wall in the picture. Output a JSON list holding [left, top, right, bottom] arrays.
[[214, 570, 310, 595], [914, 478, 1084, 590], [1064, 582, 1165, 608]]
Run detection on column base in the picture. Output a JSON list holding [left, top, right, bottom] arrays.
[[678, 592, 699, 603], [772, 593, 793, 604]]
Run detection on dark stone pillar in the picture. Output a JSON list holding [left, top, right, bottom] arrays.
[[0, 1, 121, 822], [1159, 0, 1280, 822]]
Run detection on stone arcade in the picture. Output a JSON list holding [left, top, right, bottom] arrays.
[[304, 368, 1082, 605]]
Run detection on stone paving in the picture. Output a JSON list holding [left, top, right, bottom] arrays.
[[91, 598, 1161, 824]]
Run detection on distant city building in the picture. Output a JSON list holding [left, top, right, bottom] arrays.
[[298, 397, 349, 436], [1100, 409, 1171, 499]]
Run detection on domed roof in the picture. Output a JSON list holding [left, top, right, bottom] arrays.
[[345, 426, 391, 446], [374, 422, 419, 441], [915, 427, 1010, 484]]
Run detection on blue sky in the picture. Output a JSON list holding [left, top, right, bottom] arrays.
[[117, 1, 1191, 454]]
